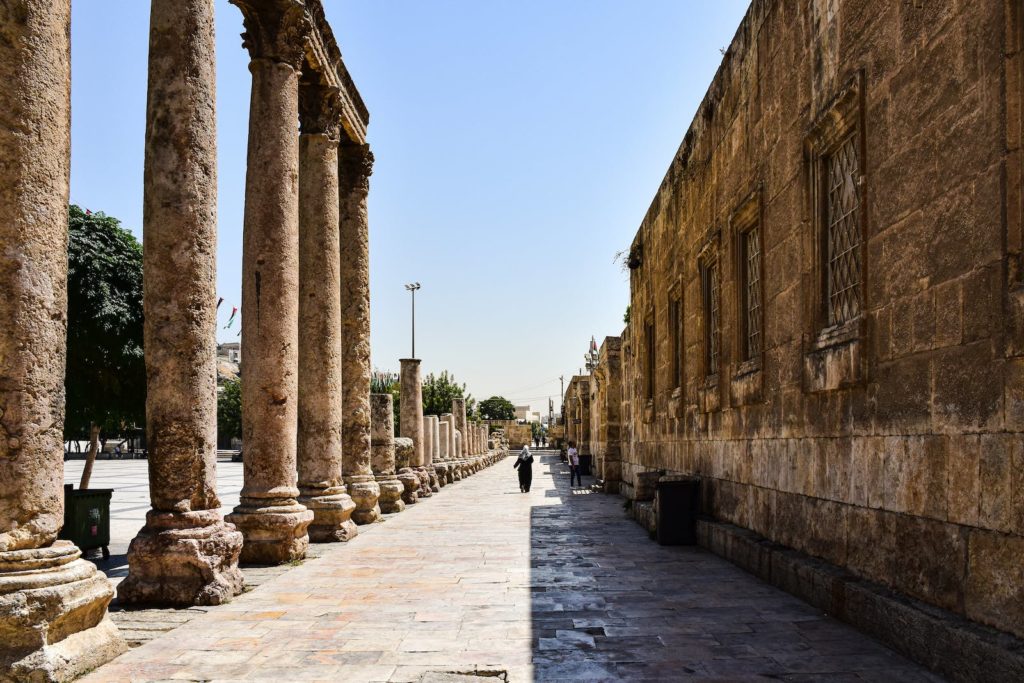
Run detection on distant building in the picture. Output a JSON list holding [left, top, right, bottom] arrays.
[[514, 405, 541, 424], [217, 342, 240, 364]]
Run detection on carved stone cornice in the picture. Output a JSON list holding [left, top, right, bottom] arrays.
[[230, 0, 309, 68], [338, 143, 374, 195], [299, 81, 341, 140]]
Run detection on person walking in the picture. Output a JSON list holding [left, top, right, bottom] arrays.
[[567, 442, 581, 488], [513, 445, 534, 492]]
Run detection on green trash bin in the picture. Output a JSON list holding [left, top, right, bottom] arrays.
[[59, 484, 113, 559]]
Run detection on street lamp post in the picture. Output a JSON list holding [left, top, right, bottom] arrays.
[[404, 282, 421, 358]]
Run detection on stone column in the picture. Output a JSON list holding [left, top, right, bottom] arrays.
[[120, 0, 244, 606], [437, 419, 452, 484], [226, 0, 313, 564], [296, 80, 357, 543], [453, 398, 468, 475], [429, 415, 444, 488], [400, 359, 431, 498], [422, 416, 434, 468], [339, 142, 381, 524], [0, 2, 126, 678], [440, 413, 459, 481], [371, 394, 405, 514]]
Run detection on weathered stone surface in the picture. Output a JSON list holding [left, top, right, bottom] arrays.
[[118, 511, 243, 606], [579, 0, 1024, 644], [296, 80, 358, 544], [226, 14, 312, 563], [0, 542, 126, 682], [0, 2, 125, 676], [339, 142, 380, 525], [122, 0, 245, 606], [395, 437, 420, 505], [371, 394, 405, 514]]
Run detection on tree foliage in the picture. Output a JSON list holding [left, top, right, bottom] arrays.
[[478, 395, 515, 420], [422, 371, 472, 417], [217, 379, 242, 443], [64, 205, 146, 439]]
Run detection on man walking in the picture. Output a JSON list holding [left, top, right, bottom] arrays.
[[567, 442, 581, 488]]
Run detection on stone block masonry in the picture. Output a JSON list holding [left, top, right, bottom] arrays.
[[575, 0, 1024, 673]]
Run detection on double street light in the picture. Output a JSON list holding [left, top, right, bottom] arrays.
[[405, 282, 421, 359]]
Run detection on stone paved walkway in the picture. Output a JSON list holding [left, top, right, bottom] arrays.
[[81, 453, 942, 682]]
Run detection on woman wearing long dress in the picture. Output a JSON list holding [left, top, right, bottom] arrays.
[[513, 445, 533, 492]]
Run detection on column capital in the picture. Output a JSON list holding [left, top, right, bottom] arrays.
[[339, 142, 374, 194], [231, 0, 309, 68], [299, 80, 342, 140]]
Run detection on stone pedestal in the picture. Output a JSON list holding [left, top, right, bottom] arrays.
[[0, 3, 126, 677], [395, 437, 420, 505], [0, 543, 126, 682], [296, 80, 357, 544], [339, 142, 380, 525], [226, 8, 313, 563], [119, 511, 243, 605], [371, 394, 405, 514], [121, 0, 245, 605]]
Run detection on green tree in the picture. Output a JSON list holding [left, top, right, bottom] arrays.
[[422, 371, 471, 417], [478, 396, 515, 420], [217, 379, 242, 444], [530, 420, 544, 440], [64, 205, 145, 488]]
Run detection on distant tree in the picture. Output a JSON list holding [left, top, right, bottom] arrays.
[[530, 420, 544, 440], [623, 304, 631, 325], [64, 205, 145, 488], [217, 379, 242, 444], [422, 371, 469, 417], [478, 396, 515, 420]]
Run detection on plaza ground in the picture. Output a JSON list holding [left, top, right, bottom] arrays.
[[77, 454, 940, 682]]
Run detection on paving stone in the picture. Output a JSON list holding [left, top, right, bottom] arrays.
[[79, 453, 940, 682]]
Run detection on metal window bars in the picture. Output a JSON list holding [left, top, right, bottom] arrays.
[[825, 134, 862, 326]]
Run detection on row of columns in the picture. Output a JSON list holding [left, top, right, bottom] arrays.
[[1, 1, 380, 677]]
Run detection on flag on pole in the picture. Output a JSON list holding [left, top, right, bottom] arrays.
[[217, 297, 224, 310], [224, 306, 238, 329]]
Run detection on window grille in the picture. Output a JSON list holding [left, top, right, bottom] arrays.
[[743, 227, 762, 360], [702, 261, 720, 376], [825, 134, 861, 325]]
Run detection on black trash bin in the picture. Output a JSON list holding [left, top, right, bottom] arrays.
[[656, 477, 700, 545], [59, 484, 113, 559], [578, 453, 593, 476]]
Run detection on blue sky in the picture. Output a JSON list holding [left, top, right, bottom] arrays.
[[70, 0, 749, 414]]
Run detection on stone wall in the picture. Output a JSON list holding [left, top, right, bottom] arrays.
[[609, 0, 1023, 640]]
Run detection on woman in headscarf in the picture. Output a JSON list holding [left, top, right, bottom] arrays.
[[513, 445, 534, 493]]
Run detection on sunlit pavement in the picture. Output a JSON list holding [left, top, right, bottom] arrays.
[[79, 453, 940, 682]]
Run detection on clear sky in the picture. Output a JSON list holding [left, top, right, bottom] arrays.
[[70, 0, 750, 415]]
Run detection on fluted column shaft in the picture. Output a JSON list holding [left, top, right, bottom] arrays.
[[120, 0, 244, 606], [339, 142, 381, 524], [226, 0, 313, 563], [0, 1, 126, 677]]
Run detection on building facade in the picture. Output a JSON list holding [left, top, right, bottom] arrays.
[[579, 0, 1024, 650]]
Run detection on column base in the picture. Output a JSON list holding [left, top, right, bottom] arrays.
[[374, 474, 406, 514], [225, 500, 312, 565], [414, 467, 433, 498], [343, 476, 381, 525], [432, 463, 448, 488], [298, 486, 358, 543], [397, 468, 420, 505], [118, 510, 243, 606], [0, 541, 127, 683]]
